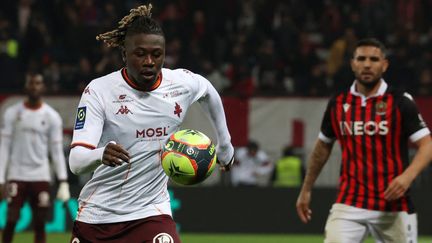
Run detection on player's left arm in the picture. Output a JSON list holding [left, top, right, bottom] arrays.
[[192, 73, 235, 170], [384, 93, 432, 201], [48, 111, 70, 202]]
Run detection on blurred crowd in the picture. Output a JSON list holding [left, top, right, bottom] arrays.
[[1, 0, 432, 96]]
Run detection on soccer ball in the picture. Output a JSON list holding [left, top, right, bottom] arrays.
[[161, 129, 217, 185]]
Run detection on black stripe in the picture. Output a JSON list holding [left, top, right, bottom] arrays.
[[361, 100, 369, 209], [371, 98, 379, 210]]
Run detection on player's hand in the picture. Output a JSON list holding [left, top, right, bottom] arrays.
[[217, 156, 234, 172], [384, 173, 413, 201], [56, 181, 71, 202], [296, 190, 312, 224], [102, 142, 130, 167]]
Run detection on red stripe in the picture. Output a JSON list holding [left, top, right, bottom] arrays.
[[374, 96, 385, 211], [333, 95, 346, 204], [394, 109, 408, 211], [70, 142, 96, 149], [346, 96, 362, 206], [343, 94, 356, 205], [385, 96, 397, 211]]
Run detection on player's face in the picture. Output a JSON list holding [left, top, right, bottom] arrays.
[[124, 33, 165, 88], [25, 75, 45, 100], [350, 46, 388, 88]]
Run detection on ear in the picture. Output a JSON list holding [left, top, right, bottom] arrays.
[[382, 58, 389, 73]]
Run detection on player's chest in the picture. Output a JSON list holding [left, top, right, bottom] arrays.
[[104, 91, 190, 127], [334, 97, 397, 136], [14, 110, 49, 134]]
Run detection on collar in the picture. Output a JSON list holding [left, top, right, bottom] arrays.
[[350, 79, 387, 106], [121, 68, 162, 92]]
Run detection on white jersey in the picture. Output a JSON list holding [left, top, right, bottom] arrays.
[[71, 68, 234, 223], [0, 102, 68, 183]]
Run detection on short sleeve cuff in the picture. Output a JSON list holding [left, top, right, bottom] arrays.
[[319, 132, 335, 144], [409, 128, 430, 143]]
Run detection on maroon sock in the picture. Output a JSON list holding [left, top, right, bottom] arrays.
[[2, 221, 17, 243]]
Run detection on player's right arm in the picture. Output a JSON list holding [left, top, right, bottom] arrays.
[[69, 83, 129, 175], [296, 139, 333, 223], [296, 97, 336, 223], [0, 107, 14, 197]]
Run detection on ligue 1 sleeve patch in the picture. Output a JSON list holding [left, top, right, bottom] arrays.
[[74, 106, 87, 130]]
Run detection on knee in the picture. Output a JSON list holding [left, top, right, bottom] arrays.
[[7, 207, 20, 222]]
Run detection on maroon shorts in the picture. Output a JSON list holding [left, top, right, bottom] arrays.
[[6, 181, 51, 221], [70, 214, 181, 243]]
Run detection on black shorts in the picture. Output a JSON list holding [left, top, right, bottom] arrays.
[[70, 214, 181, 243]]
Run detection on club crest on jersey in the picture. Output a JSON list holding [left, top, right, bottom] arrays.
[[74, 107, 86, 130], [375, 101, 387, 115], [116, 105, 133, 115], [174, 102, 182, 118], [153, 233, 174, 243]]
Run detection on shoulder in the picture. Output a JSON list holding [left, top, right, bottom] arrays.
[[87, 70, 122, 91], [163, 68, 207, 83], [385, 86, 416, 105], [3, 102, 22, 116], [43, 104, 62, 122]]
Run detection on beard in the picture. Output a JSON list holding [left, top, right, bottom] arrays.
[[356, 76, 381, 89]]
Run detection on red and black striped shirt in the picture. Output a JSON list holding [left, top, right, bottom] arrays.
[[320, 81, 430, 213]]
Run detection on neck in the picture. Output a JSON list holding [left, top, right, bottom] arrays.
[[25, 98, 42, 108], [356, 80, 382, 97]]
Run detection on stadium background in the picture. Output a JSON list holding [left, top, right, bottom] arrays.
[[0, 0, 432, 241]]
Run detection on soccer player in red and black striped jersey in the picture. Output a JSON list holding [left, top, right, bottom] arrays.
[[296, 38, 432, 242]]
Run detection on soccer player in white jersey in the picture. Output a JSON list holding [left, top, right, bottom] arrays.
[[68, 4, 234, 243], [0, 73, 70, 243]]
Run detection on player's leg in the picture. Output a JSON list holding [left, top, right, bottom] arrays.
[[368, 211, 417, 243], [70, 214, 180, 243], [324, 204, 370, 243], [29, 182, 51, 243], [3, 181, 27, 243]]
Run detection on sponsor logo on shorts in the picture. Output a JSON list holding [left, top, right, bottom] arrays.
[[153, 232, 174, 243], [74, 107, 86, 130]]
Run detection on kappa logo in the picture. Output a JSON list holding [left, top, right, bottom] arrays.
[[84, 87, 90, 95], [153, 233, 174, 243], [116, 105, 133, 115], [174, 102, 182, 118]]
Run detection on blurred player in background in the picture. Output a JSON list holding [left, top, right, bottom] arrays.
[[231, 141, 273, 187], [0, 73, 70, 243], [296, 38, 432, 242], [68, 4, 234, 242]]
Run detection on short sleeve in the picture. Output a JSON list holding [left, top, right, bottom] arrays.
[[1, 107, 15, 137], [400, 93, 430, 142], [319, 97, 336, 143], [71, 84, 105, 148]]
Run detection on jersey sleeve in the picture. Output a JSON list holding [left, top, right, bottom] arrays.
[[48, 110, 68, 181], [319, 97, 337, 143], [183, 70, 235, 165], [400, 93, 430, 142], [71, 83, 105, 149], [0, 107, 15, 184]]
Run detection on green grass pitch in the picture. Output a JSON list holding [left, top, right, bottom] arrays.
[[8, 232, 432, 243]]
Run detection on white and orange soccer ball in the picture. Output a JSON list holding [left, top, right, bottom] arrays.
[[161, 129, 217, 185]]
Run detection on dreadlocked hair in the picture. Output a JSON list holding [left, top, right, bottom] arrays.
[[96, 4, 164, 48]]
